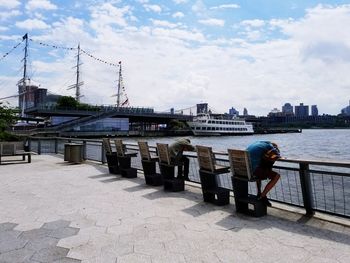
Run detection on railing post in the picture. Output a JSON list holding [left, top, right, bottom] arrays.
[[54, 138, 58, 154], [101, 142, 106, 164], [299, 163, 314, 216], [38, 139, 41, 155], [83, 140, 87, 160]]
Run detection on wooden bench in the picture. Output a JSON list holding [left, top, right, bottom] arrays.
[[0, 141, 31, 165], [102, 138, 119, 174], [114, 139, 138, 178], [138, 141, 162, 186], [196, 145, 230, 206], [156, 143, 185, 192], [228, 149, 267, 217]]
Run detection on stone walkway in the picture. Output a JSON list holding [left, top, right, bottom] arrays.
[[0, 154, 349, 263]]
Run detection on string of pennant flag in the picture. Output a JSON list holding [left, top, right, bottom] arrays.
[[28, 38, 119, 67], [0, 38, 24, 62]]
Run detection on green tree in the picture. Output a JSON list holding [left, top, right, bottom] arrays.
[[0, 101, 18, 141], [57, 96, 78, 108]]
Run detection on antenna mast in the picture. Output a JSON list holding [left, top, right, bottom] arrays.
[[68, 43, 84, 102]]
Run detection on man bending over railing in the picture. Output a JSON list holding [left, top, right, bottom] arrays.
[[247, 141, 281, 207]]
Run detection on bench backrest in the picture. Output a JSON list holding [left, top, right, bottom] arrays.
[[1, 143, 15, 155], [102, 138, 113, 154], [156, 143, 170, 164], [138, 141, 151, 160], [228, 149, 254, 181], [196, 145, 215, 172], [114, 139, 125, 157]]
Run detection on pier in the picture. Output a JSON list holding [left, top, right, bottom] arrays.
[[1, 147, 349, 262]]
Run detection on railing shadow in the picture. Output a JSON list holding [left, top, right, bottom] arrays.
[[214, 208, 350, 246]]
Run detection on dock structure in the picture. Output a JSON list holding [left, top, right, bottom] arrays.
[[23, 105, 193, 137], [1, 153, 349, 262]]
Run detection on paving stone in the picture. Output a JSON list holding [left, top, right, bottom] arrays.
[[0, 237, 28, 253], [31, 246, 70, 262], [0, 222, 17, 232], [49, 226, 80, 239], [42, 220, 71, 230], [0, 247, 36, 263], [25, 236, 60, 250], [0, 229, 22, 242], [52, 257, 81, 263], [20, 228, 53, 240]]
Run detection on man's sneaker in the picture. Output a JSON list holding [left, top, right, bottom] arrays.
[[262, 196, 272, 207], [257, 194, 272, 207]]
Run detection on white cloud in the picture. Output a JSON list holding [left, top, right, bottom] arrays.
[[151, 19, 178, 28], [192, 0, 207, 14], [1, 3, 350, 116], [241, 19, 265, 27], [173, 0, 188, 4], [198, 18, 225, 27], [15, 18, 50, 30], [0, 9, 21, 21], [210, 4, 240, 10], [0, 0, 20, 9], [90, 3, 130, 29], [144, 4, 162, 13], [25, 0, 57, 11], [172, 12, 184, 18]]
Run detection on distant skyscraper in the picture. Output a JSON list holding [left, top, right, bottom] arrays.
[[295, 103, 309, 117], [311, 105, 318, 116], [243, 108, 248, 116], [228, 107, 239, 116], [282, 103, 294, 116]]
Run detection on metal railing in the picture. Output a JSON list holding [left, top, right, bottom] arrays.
[[28, 136, 350, 219]]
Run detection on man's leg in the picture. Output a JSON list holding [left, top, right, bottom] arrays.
[[183, 157, 190, 180], [261, 172, 280, 197], [256, 180, 262, 196]]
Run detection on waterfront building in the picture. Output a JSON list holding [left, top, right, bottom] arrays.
[[295, 103, 309, 117], [243, 108, 248, 116], [341, 101, 350, 116], [228, 107, 239, 116], [197, 103, 208, 114], [282, 103, 294, 116], [311, 105, 318, 116], [268, 108, 284, 117]]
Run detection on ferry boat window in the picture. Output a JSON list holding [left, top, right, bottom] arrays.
[[195, 127, 200, 130]]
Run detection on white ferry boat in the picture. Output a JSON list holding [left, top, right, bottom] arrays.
[[187, 113, 254, 136]]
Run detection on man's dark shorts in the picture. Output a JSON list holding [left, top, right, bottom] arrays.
[[254, 160, 278, 180]]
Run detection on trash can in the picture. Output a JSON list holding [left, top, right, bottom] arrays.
[[64, 143, 84, 164]]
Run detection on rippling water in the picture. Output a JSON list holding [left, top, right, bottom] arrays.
[[125, 129, 350, 162]]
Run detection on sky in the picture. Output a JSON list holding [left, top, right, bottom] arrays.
[[0, 0, 350, 116]]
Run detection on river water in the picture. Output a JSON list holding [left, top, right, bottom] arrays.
[[125, 129, 350, 162]]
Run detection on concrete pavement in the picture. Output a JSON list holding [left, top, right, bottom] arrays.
[[0, 154, 349, 263]]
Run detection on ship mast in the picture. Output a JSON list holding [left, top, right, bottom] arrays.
[[116, 61, 122, 108], [68, 43, 84, 102], [20, 33, 28, 117]]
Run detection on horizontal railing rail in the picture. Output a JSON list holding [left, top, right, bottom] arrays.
[[27, 136, 350, 219]]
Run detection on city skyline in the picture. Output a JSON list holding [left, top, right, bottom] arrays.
[[1, 0, 350, 115]]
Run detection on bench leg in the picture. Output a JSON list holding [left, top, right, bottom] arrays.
[[22, 154, 25, 161], [28, 154, 31, 163]]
